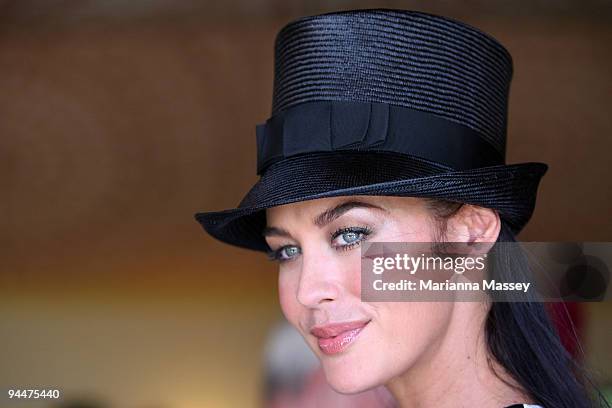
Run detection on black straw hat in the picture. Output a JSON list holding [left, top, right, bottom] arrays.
[[194, 8, 548, 252]]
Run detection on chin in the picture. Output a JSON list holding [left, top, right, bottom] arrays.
[[324, 370, 375, 394], [319, 354, 385, 394]]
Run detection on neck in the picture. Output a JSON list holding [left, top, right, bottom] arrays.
[[385, 301, 532, 408]]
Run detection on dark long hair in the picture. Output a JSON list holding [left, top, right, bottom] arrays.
[[426, 199, 609, 408]]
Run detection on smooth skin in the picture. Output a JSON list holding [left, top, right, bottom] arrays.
[[264, 195, 534, 408]]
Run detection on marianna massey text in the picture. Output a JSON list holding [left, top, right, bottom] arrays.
[[373, 279, 532, 293]]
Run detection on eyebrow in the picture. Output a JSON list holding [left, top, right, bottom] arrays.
[[262, 200, 388, 239]]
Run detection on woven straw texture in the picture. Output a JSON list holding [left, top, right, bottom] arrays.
[[194, 9, 547, 253], [272, 9, 513, 154]]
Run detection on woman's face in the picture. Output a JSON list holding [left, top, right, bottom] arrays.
[[264, 195, 458, 393]]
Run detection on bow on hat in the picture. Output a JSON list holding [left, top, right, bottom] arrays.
[[255, 100, 504, 176]]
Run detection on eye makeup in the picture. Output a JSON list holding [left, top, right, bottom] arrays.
[[266, 224, 374, 263], [330, 225, 373, 252]]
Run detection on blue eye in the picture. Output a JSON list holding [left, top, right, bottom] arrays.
[[267, 245, 301, 262], [331, 226, 373, 250], [282, 246, 300, 258], [337, 231, 360, 244]]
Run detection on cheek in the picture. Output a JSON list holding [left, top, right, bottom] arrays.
[[346, 255, 363, 296], [277, 268, 300, 325], [386, 302, 452, 338], [375, 302, 454, 369]]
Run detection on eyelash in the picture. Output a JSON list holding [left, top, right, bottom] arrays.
[[266, 225, 373, 263]]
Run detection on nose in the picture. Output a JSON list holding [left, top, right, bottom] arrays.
[[296, 248, 342, 308]]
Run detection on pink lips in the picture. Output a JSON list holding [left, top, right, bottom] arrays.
[[310, 320, 370, 355]]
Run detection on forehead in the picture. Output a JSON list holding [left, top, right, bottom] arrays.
[[265, 195, 425, 222]]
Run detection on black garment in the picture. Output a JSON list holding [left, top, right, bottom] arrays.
[[505, 404, 543, 408]]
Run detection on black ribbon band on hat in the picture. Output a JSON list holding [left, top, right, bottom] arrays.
[[255, 100, 504, 175]]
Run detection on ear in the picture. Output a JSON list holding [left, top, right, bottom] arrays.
[[444, 204, 501, 250]]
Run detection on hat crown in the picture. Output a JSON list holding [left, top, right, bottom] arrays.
[[196, 9, 548, 252], [270, 8, 513, 155]]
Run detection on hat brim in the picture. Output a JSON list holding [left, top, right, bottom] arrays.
[[195, 151, 548, 253]]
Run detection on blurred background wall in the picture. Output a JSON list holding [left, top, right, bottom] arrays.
[[0, 1, 611, 407]]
